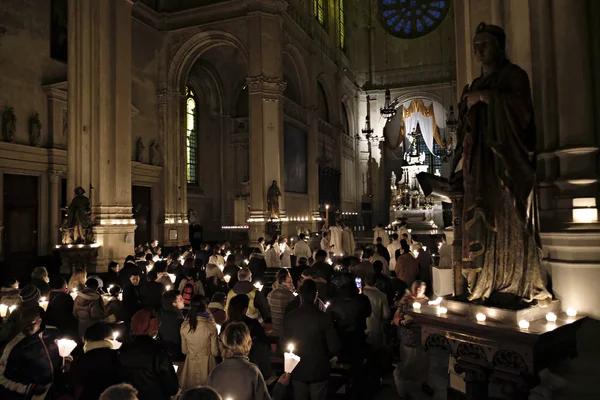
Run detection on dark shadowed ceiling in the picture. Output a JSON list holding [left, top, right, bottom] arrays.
[[138, 0, 229, 13]]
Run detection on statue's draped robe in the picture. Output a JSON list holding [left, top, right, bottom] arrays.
[[267, 186, 281, 218], [458, 60, 550, 302], [67, 195, 92, 243]]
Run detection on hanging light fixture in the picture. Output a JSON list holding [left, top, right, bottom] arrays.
[[380, 88, 397, 120]]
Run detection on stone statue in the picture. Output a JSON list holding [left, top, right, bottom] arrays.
[[267, 180, 281, 219], [150, 140, 160, 165], [2, 107, 16, 142], [135, 138, 145, 163], [188, 208, 198, 226], [451, 22, 551, 304], [66, 187, 94, 244], [29, 112, 42, 146]]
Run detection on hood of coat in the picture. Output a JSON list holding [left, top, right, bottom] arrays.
[[77, 288, 101, 301]]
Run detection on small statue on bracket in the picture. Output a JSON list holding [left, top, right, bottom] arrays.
[[267, 180, 281, 219], [2, 107, 16, 143], [150, 140, 161, 166], [135, 138, 145, 163], [29, 112, 42, 147]]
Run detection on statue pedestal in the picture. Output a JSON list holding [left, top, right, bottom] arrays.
[[57, 244, 100, 274], [409, 303, 586, 400]]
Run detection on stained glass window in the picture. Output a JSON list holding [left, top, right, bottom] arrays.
[[379, 0, 450, 39], [339, 0, 345, 49], [313, 0, 324, 25], [186, 86, 197, 184]]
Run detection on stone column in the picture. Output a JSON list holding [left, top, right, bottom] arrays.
[[158, 89, 189, 246], [246, 1, 287, 242], [67, 0, 136, 271], [48, 170, 61, 249]]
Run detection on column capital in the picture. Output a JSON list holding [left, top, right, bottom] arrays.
[[48, 170, 62, 182], [246, 76, 286, 96]]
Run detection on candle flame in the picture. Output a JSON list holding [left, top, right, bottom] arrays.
[[287, 343, 294, 353]]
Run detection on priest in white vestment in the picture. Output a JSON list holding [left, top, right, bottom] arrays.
[[373, 224, 390, 245], [329, 224, 343, 256], [387, 233, 401, 272], [293, 233, 312, 260], [341, 224, 356, 257], [438, 234, 452, 269], [320, 232, 333, 252], [279, 237, 292, 268]]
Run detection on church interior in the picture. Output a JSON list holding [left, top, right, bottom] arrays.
[[0, 0, 599, 398]]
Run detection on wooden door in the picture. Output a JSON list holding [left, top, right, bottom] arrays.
[[3, 174, 39, 281], [132, 185, 152, 246]]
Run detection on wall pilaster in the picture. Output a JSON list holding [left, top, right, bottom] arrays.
[[67, 0, 136, 269]]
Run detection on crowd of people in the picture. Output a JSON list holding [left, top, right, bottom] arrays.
[[0, 229, 444, 400]]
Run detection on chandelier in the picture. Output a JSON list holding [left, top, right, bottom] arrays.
[[357, 95, 383, 143], [380, 88, 397, 120]]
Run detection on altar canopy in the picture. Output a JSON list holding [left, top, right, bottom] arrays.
[[384, 99, 447, 153]]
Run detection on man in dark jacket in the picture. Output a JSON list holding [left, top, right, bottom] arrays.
[[46, 276, 78, 339], [157, 290, 185, 362], [248, 248, 267, 282], [140, 270, 165, 311], [75, 323, 124, 400], [120, 256, 145, 289], [122, 272, 143, 322], [0, 306, 63, 399], [281, 280, 341, 400], [119, 309, 179, 400], [224, 267, 271, 322]]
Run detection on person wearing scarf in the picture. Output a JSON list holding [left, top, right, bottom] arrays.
[[118, 309, 179, 400], [74, 322, 123, 400], [179, 295, 219, 390]]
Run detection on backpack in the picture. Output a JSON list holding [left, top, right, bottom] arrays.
[[181, 279, 196, 305]]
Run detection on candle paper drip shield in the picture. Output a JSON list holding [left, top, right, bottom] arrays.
[[57, 338, 77, 358], [109, 340, 122, 349], [284, 351, 301, 373]]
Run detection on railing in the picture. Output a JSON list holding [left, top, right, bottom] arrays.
[[283, 98, 307, 123]]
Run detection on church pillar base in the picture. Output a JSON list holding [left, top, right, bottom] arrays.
[[162, 213, 190, 248], [93, 224, 136, 273]]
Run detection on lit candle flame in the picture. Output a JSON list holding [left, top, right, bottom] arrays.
[[113, 331, 119, 341], [287, 343, 295, 353]]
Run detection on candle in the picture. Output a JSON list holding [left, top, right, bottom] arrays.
[[244, 259, 249, 265], [9, 305, 17, 314], [476, 313, 486, 322], [0, 304, 7, 317], [113, 331, 119, 341], [325, 302, 330, 309], [216, 324, 221, 335], [70, 289, 78, 300], [108, 285, 114, 291], [39, 297, 49, 311], [254, 282, 263, 292], [325, 204, 329, 221], [437, 306, 447, 315], [57, 338, 78, 358], [566, 308, 577, 317], [412, 302, 421, 309], [218, 264, 224, 272], [165, 285, 171, 291], [224, 275, 231, 284], [109, 340, 122, 350], [545, 312, 557, 322], [518, 320, 530, 329], [284, 343, 301, 373], [167, 273, 176, 284], [173, 364, 179, 373]]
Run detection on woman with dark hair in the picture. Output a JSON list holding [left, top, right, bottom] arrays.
[[179, 295, 219, 390], [221, 295, 273, 379], [45, 276, 78, 338]]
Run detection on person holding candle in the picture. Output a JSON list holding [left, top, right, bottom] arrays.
[[73, 322, 124, 400], [0, 277, 21, 308], [119, 309, 179, 400], [179, 295, 219, 390], [208, 322, 288, 400], [68, 267, 88, 293], [0, 306, 62, 400], [281, 279, 341, 400], [104, 261, 121, 290], [391, 280, 434, 398], [248, 248, 267, 283], [157, 290, 185, 362], [105, 285, 127, 324], [224, 268, 271, 323], [141, 270, 167, 311], [122, 272, 143, 322]]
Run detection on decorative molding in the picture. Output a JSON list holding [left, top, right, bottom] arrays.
[[131, 161, 162, 186], [246, 76, 287, 96], [283, 98, 306, 123]]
